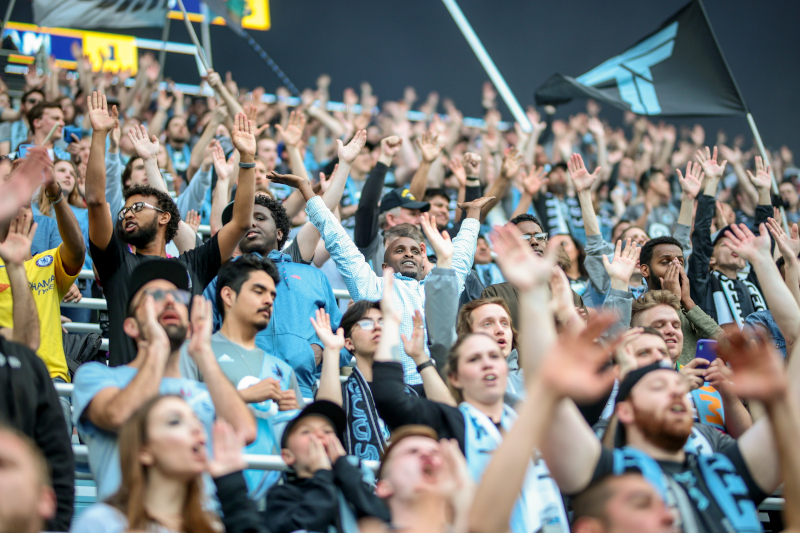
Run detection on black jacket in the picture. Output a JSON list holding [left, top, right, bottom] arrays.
[[0, 338, 74, 531], [688, 193, 770, 323], [264, 457, 390, 533], [216, 471, 269, 533]]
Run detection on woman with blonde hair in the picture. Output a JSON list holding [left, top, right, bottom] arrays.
[[70, 395, 264, 533]]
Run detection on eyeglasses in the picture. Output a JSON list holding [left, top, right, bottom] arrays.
[[26, 98, 42, 105], [355, 318, 383, 331], [118, 201, 166, 220], [142, 288, 192, 305], [519, 232, 549, 243]]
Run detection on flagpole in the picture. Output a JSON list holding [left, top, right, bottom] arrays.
[[200, 2, 213, 69], [157, 17, 171, 80], [175, 0, 210, 72], [0, 0, 17, 40]]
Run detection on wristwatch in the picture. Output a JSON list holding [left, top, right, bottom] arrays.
[[416, 360, 436, 373]]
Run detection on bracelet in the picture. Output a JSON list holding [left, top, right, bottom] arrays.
[[48, 193, 65, 206], [238, 162, 256, 169], [416, 360, 436, 373]]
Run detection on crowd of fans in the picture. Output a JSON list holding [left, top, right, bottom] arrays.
[[2, 45, 800, 533]]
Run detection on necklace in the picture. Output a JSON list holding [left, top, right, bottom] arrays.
[[219, 333, 261, 377]]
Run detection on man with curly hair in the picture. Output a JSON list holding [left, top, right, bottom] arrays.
[[203, 193, 343, 398], [84, 91, 257, 366]]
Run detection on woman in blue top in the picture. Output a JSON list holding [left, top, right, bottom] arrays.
[[35, 159, 93, 322]]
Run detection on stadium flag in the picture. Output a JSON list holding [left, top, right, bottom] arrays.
[[535, 0, 747, 117], [203, 0, 248, 30], [32, 0, 170, 29]]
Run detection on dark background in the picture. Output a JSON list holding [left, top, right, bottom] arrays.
[[7, 0, 799, 153]]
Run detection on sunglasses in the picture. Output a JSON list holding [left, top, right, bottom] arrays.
[[519, 232, 549, 243], [118, 201, 166, 220], [142, 288, 192, 305], [355, 318, 383, 331]]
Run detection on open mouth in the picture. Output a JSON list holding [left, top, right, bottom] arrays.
[[483, 374, 498, 383], [401, 259, 416, 268], [160, 310, 181, 324], [669, 402, 687, 414], [246, 230, 261, 239], [125, 221, 138, 232]]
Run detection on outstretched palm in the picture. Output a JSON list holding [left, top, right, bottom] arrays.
[[695, 146, 727, 179], [677, 161, 704, 199], [567, 153, 600, 193], [0, 232, 33, 265], [87, 91, 118, 132], [276, 109, 306, 147], [746, 156, 772, 191], [129, 124, 159, 160], [310, 308, 345, 352], [231, 112, 256, 157], [338, 130, 367, 164], [602, 238, 640, 284]]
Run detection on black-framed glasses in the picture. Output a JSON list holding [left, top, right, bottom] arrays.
[[355, 318, 383, 331], [26, 98, 42, 105], [142, 288, 191, 305], [519, 232, 549, 243], [118, 201, 166, 220]]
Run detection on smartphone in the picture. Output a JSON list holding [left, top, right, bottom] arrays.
[[17, 143, 33, 159], [64, 126, 82, 142], [695, 339, 718, 370]]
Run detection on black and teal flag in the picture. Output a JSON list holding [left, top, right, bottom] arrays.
[[535, 0, 747, 117]]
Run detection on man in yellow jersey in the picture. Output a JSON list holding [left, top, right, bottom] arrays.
[[0, 148, 85, 426]]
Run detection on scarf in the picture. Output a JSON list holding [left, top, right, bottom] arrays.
[[543, 194, 586, 245], [710, 271, 766, 328], [459, 402, 568, 533], [342, 367, 416, 460], [690, 383, 726, 432]]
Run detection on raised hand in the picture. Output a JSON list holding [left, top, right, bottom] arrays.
[[420, 212, 453, 266], [462, 152, 481, 177], [766, 217, 800, 259], [490, 223, 556, 291], [500, 148, 523, 179], [417, 131, 445, 163], [275, 109, 306, 147], [723, 223, 772, 263], [128, 124, 159, 160], [677, 160, 704, 199], [205, 68, 222, 89], [309, 308, 345, 352], [380, 268, 402, 324], [378, 135, 402, 161], [401, 310, 427, 363], [718, 145, 742, 166], [212, 142, 233, 182], [540, 315, 619, 402], [138, 295, 170, 355], [156, 89, 173, 111], [87, 91, 119, 133], [718, 329, 787, 404], [746, 156, 772, 191], [185, 209, 201, 234], [602, 238, 641, 287], [207, 420, 247, 479], [449, 157, 467, 188], [231, 112, 256, 157], [187, 295, 213, 359], [695, 146, 727, 180], [456, 196, 495, 220], [0, 149, 51, 221], [587, 117, 605, 139], [337, 129, 367, 164], [567, 153, 601, 193], [521, 165, 548, 196], [267, 171, 309, 189], [0, 213, 37, 265]]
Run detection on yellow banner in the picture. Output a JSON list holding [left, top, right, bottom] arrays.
[[82, 32, 138, 74]]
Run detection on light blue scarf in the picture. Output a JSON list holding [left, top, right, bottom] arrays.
[[459, 402, 569, 533]]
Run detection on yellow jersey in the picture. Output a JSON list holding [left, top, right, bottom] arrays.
[[0, 246, 79, 382]]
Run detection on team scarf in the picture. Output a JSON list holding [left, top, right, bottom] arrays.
[[459, 402, 569, 533], [710, 271, 766, 328], [342, 367, 417, 460]]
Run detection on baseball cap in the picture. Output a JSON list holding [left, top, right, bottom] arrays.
[[616, 361, 675, 403], [126, 259, 192, 310], [280, 400, 347, 449], [379, 188, 430, 214], [711, 224, 733, 247]]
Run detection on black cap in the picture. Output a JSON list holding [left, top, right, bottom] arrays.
[[712, 224, 733, 247], [126, 259, 192, 310], [221, 201, 236, 226], [280, 400, 347, 449], [549, 161, 568, 174], [616, 361, 675, 403], [379, 188, 430, 214]]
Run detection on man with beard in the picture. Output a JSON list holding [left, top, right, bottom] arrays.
[[541, 327, 789, 533], [163, 115, 192, 181], [528, 161, 588, 245], [85, 91, 256, 366], [183, 254, 303, 499], [71, 260, 256, 501]]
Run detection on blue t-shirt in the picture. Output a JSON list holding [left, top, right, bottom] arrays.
[[72, 363, 216, 501]]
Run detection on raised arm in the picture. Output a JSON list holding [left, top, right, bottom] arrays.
[[0, 215, 40, 351], [311, 309, 345, 406], [408, 132, 444, 201], [767, 219, 800, 314], [469, 318, 617, 533], [206, 69, 244, 117], [44, 153, 85, 274], [83, 296, 170, 431], [449, 197, 489, 294], [676, 161, 703, 228], [510, 163, 547, 220], [687, 148, 723, 305], [187, 106, 228, 181], [353, 137, 396, 249], [481, 148, 522, 220], [85, 91, 119, 251], [209, 144, 235, 236], [186, 296, 256, 444], [216, 113, 256, 263], [726, 222, 800, 349]]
